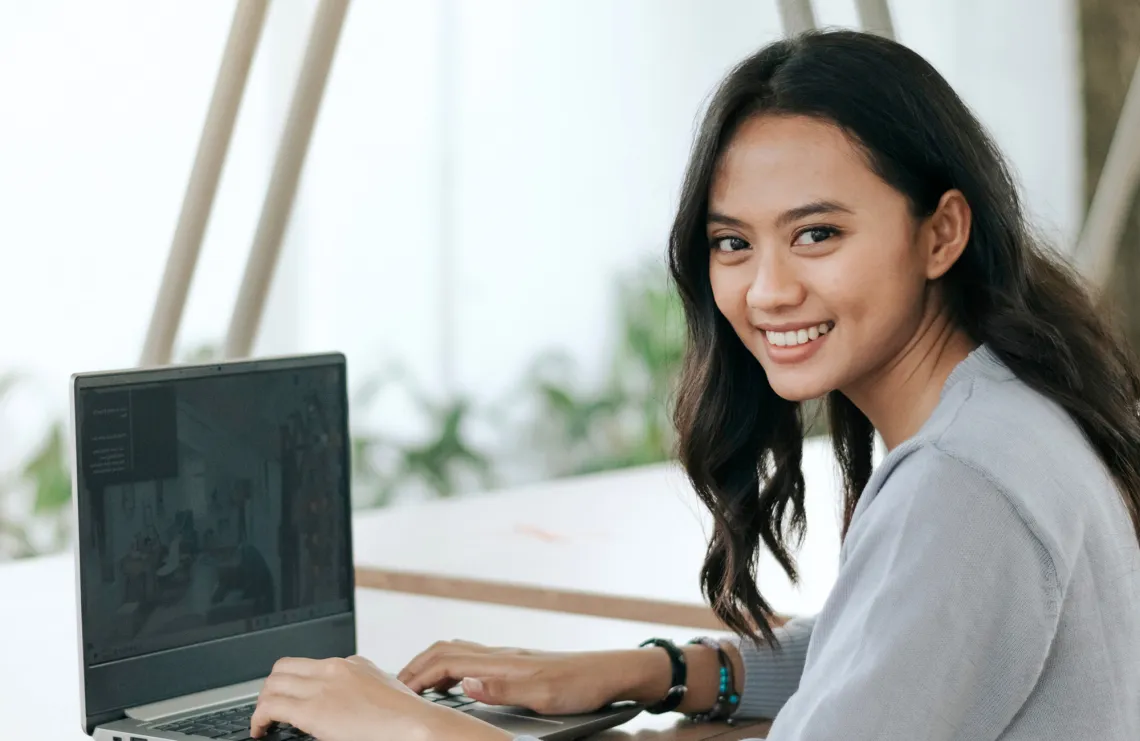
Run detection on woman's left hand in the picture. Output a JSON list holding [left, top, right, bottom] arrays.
[[250, 655, 512, 741]]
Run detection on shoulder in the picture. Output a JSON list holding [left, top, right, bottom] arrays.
[[858, 443, 1048, 552], [843, 444, 1063, 617], [863, 365, 1116, 589]]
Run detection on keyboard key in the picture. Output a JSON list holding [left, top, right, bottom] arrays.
[[419, 688, 478, 713], [156, 702, 259, 738], [260, 730, 297, 741]]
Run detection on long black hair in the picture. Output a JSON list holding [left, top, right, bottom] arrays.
[[668, 29, 1140, 647]]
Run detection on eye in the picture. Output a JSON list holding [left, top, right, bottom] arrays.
[[792, 226, 840, 247], [710, 236, 750, 253]]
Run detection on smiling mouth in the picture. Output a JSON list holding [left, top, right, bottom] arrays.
[[764, 322, 834, 347]]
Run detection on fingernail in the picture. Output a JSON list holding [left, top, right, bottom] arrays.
[[463, 677, 484, 694]]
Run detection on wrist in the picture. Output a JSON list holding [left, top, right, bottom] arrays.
[[608, 648, 673, 705]]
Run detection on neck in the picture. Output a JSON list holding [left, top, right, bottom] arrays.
[[841, 310, 977, 450]]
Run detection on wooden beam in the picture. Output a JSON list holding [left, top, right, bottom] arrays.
[[1077, 53, 1140, 291], [1077, 0, 1140, 312], [355, 566, 789, 631], [224, 0, 350, 359], [777, 0, 817, 36], [139, 0, 268, 367], [855, 0, 895, 39]]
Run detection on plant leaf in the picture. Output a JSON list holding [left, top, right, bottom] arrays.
[[24, 422, 72, 515]]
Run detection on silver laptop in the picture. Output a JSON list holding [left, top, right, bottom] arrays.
[[72, 353, 640, 741]]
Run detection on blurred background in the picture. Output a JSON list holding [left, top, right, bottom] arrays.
[[0, 0, 1137, 559]]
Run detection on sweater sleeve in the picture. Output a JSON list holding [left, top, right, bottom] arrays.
[[764, 447, 1062, 740], [728, 615, 816, 720]]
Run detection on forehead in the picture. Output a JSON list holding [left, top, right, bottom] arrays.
[[709, 115, 876, 216]]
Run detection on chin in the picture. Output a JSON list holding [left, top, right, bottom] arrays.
[[764, 372, 832, 403]]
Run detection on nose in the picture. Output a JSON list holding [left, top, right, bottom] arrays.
[[745, 249, 806, 314]]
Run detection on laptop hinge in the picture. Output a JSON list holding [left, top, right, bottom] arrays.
[[126, 678, 265, 723]]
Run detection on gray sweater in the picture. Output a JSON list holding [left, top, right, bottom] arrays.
[[517, 345, 1140, 740]]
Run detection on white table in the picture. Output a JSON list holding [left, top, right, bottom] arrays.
[[0, 553, 769, 739], [352, 439, 843, 623]]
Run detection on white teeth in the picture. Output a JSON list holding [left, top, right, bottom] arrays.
[[766, 322, 832, 347]]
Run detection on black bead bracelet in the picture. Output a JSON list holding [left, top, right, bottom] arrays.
[[638, 638, 688, 714]]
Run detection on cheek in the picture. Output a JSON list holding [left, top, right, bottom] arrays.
[[805, 254, 873, 323], [709, 265, 750, 329], [823, 236, 926, 333]]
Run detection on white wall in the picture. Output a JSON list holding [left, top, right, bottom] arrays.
[[0, 1, 298, 464], [0, 0, 1083, 474]]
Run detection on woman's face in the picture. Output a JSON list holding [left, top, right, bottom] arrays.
[[707, 114, 941, 402]]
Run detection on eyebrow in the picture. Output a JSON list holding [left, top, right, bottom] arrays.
[[707, 200, 855, 230]]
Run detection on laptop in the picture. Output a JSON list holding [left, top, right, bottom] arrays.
[[72, 353, 640, 741]]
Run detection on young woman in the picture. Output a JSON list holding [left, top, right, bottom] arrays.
[[248, 29, 1140, 741]]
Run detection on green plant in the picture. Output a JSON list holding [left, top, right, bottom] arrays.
[[0, 374, 70, 558], [23, 421, 71, 530], [517, 258, 686, 477], [350, 366, 495, 507], [0, 373, 31, 556]]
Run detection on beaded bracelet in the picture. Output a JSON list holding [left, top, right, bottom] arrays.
[[685, 637, 739, 723]]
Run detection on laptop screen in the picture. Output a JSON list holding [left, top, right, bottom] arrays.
[[74, 359, 353, 667]]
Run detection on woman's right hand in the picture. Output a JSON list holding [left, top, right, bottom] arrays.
[[396, 640, 667, 716]]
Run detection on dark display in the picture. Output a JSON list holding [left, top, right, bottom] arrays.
[[76, 363, 351, 666]]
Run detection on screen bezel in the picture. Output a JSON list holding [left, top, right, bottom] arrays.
[[71, 353, 356, 734]]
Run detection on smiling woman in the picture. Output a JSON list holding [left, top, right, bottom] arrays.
[[249, 29, 1140, 741]]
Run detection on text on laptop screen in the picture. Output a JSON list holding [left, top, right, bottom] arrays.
[[75, 363, 352, 666]]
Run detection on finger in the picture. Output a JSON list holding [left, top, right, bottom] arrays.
[[405, 654, 517, 695], [396, 640, 488, 685], [400, 651, 475, 693], [396, 640, 489, 684], [449, 639, 486, 649], [462, 673, 554, 713], [396, 642, 448, 685], [269, 656, 325, 678], [260, 672, 316, 701], [251, 694, 310, 738]]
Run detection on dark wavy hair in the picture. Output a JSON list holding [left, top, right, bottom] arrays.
[[668, 29, 1140, 648]]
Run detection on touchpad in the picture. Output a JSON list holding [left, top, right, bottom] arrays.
[[468, 707, 567, 736]]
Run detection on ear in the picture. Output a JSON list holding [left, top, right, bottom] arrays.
[[923, 189, 971, 280]]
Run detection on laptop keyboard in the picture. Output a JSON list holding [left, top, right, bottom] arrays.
[[422, 688, 479, 709], [155, 702, 313, 740], [153, 691, 476, 739]]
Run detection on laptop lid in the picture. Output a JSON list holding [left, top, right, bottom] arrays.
[[71, 354, 356, 734]]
